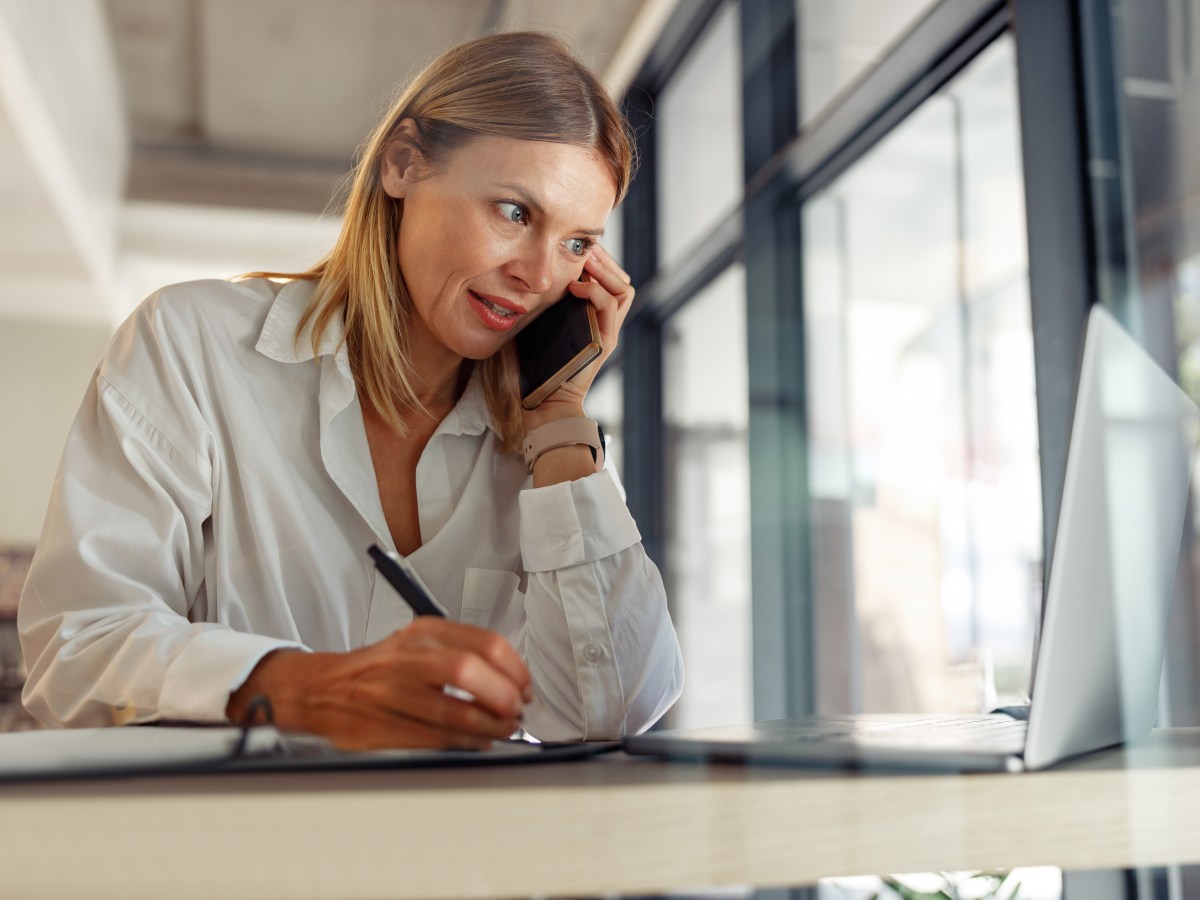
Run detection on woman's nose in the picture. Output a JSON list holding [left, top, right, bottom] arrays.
[[505, 240, 555, 294]]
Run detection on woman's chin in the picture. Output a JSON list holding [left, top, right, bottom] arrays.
[[463, 324, 520, 357], [452, 336, 510, 363]]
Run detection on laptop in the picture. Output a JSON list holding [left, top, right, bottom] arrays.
[[626, 305, 1200, 772]]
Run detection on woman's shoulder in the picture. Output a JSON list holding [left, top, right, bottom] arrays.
[[118, 277, 285, 354], [102, 277, 287, 385], [132, 277, 279, 335]]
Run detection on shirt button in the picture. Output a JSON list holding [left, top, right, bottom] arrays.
[[584, 644, 603, 662]]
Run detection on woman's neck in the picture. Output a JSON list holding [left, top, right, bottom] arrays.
[[413, 359, 472, 414], [404, 325, 472, 414]]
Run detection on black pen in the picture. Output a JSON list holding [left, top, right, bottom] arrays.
[[368, 544, 448, 618]]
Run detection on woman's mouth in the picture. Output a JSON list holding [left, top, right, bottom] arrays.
[[478, 295, 516, 317], [468, 290, 525, 331]]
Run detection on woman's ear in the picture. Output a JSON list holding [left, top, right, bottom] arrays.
[[380, 118, 422, 199]]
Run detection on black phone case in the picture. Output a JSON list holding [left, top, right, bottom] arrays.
[[516, 297, 602, 410]]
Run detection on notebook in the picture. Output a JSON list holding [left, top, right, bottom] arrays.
[[625, 304, 1200, 772], [0, 725, 620, 781]]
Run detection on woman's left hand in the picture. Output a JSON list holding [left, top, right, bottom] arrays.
[[523, 243, 634, 425]]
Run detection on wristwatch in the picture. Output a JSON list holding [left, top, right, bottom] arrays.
[[522, 417, 606, 473]]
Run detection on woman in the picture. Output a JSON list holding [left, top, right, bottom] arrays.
[[18, 31, 683, 749]]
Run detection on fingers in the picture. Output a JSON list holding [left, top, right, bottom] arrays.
[[588, 242, 632, 286], [574, 247, 634, 346], [235, 645, 522, 752], [399, 618, 532, 705], [567, 278, 628, 356], [580, 247, 634, 307], [412, 647, 526, 720], [360, 673, 522, 740]]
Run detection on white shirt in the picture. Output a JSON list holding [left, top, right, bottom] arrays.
[[18, 278, 683, 741]]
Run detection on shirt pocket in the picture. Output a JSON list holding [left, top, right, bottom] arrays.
[[461, 567, 521, 630]]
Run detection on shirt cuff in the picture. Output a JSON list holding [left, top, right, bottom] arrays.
[[520, 470, 642, 572], [159, 627, 309, 723]]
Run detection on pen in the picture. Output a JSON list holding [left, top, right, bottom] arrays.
[[368, 544, 448, 618]]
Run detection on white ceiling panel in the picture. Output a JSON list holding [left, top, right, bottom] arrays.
[[369, 1, 495, 96], [201, 0, 384, 156]]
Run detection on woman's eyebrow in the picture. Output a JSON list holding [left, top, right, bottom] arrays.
[[496, 182, 606, 236]]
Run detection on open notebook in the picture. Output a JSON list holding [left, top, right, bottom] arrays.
[[626, 304, 1200, 772]]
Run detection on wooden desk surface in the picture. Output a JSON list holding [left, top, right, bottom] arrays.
[[3, 729, 1200, 899]]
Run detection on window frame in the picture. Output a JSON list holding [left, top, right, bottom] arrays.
[[620, 0, 1098, 720]]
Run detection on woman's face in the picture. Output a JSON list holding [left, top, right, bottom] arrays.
[[381, 131, 617, 366]]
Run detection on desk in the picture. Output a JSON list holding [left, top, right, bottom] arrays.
[[3, 729, 1200, 899]]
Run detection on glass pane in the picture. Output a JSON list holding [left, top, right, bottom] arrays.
[[584, 368, 623, 477], [663, 263, 753, 728], [600, 202, 623, 266], [796, 0, 939, 127], [656, 1, 743, 270], [803, 36, 1040, 714], [1095, 0, 1200, 759]]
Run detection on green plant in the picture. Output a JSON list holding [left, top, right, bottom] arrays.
[[868, 869, 1023, 900]]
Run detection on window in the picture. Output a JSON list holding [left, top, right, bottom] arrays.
[[803, 36, 1039, 713], [585, 370, 624, 477], [796, 0, 940, 126], [638, 1, 752, 730], [663, 263, 752, 728], [1088, 12, 1200, 852], [656, 0, 743, 269]]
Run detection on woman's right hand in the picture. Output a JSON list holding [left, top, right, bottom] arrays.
[[225, 618, 533, 750]]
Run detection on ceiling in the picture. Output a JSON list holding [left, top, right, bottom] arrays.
[[105, 0, 652, 214], [0, 0, 668, 325]]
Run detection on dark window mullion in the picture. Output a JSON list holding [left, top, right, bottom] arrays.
[[620, 86, 666, 569], [741, 0, 811, 720]]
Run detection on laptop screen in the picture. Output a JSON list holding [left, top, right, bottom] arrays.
[[1024, 304, 1198, 769]]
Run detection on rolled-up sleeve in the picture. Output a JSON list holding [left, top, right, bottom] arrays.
[[517, 470, 684, 741]]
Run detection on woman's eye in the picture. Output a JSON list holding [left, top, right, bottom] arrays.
[[565, 237, 592, 257], [498, 201, 525, 224]]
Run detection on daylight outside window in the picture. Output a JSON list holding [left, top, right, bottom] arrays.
[[803, 36, 1040, 714]]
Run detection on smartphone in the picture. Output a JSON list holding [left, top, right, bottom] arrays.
[[516, 292, 603, 410]]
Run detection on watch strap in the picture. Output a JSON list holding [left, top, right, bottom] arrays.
[[522, 417, 605, 473]]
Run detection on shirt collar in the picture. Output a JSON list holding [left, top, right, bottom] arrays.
[[254, 278, 496, 438], [437, 366, 492, 438], [254, 279, 340, 364]]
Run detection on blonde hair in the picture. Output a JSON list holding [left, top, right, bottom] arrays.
[[250, 31, 635, 452]]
